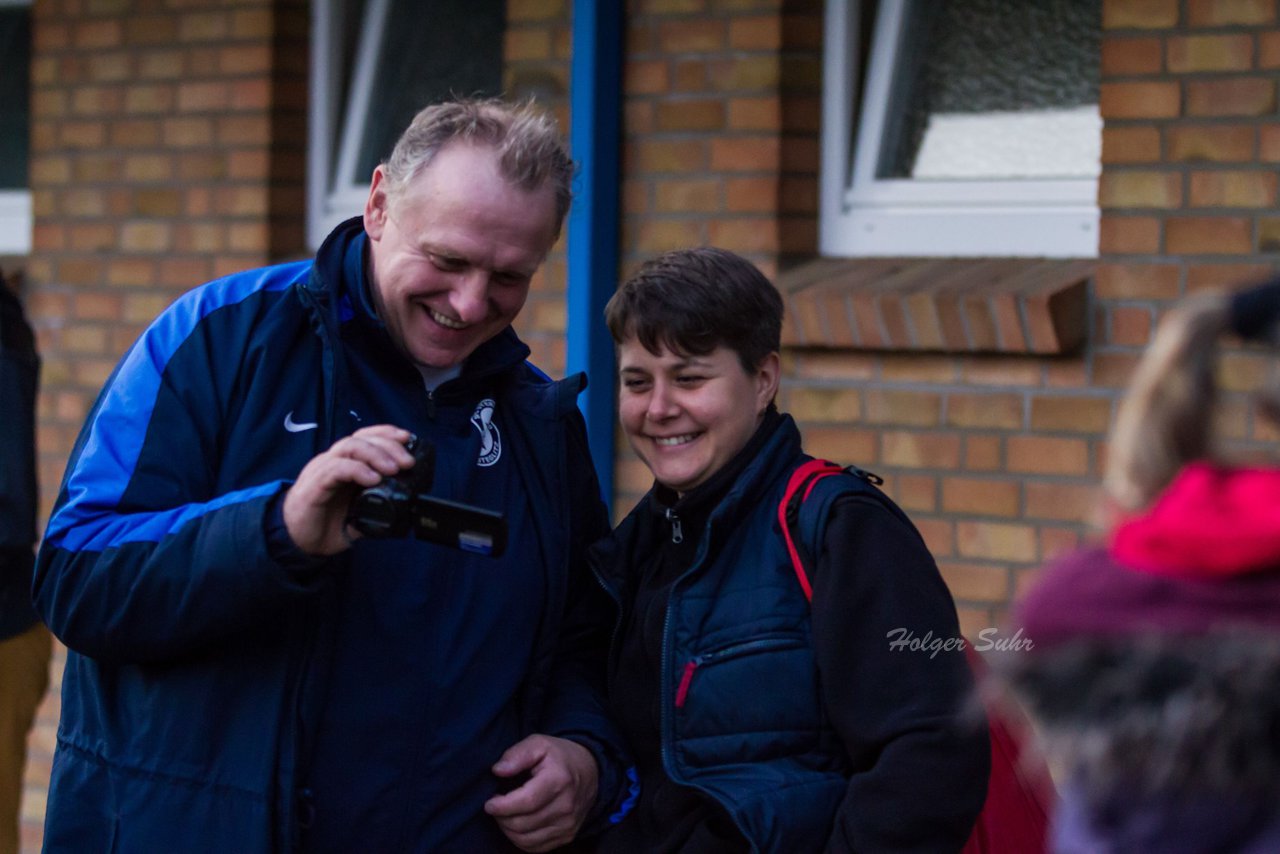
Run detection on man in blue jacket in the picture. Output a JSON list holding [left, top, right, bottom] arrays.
[[34, 99, 630, 852]]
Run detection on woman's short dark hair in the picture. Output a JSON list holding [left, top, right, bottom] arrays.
[[605, 247, 783, 372]]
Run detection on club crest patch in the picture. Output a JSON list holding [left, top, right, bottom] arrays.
[[471, 398, 501, 467]]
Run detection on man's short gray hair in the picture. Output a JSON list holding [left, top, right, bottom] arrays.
[[383, 98, 575, 237]]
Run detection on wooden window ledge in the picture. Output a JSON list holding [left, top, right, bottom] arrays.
[[777, 258, 1093, 355]]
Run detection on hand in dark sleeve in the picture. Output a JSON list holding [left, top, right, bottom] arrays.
[[813, 497, 989, 853]]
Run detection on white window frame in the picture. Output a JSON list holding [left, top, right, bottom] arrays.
[[820, 0, 1100, 259], [308, 0, 392, 249], [0, 0, 31, 255]]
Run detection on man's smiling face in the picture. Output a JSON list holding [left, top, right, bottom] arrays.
[[363, 141, 558, 369]]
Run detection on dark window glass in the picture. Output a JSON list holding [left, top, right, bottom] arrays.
[[352, 0, 505, 183], [0, 6, 30, 191]]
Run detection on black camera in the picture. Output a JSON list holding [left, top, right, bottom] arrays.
[[346, 437, 507, 557]]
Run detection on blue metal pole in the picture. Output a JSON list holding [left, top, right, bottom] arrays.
[[566, 0, 622, 511]]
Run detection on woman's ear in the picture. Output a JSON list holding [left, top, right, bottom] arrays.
[[755, 352, 781, 413]]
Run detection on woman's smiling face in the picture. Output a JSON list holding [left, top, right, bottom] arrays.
[[618, 340, 779, 495]]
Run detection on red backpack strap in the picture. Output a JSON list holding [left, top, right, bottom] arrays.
[[777, 459, 845, 601]]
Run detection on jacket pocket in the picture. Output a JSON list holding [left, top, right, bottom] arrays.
[[673, 634, 822, 765]]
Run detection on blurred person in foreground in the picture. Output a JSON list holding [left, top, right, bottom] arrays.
[[588, 247, 989, 853], [32, 99, 629, 853], [998, 276, 1280, 853], [0, 271, 49, 854]]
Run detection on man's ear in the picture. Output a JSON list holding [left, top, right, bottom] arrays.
[[755, 351, 781, 413], [364, 165, 391, 240]]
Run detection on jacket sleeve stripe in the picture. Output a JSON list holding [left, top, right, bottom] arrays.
[[43, 265, 305, 551], [47, 480, 285, 552]]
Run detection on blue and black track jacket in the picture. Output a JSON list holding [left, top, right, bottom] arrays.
[[34, 218, 626, 852]]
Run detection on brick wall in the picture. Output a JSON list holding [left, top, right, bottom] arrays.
[[505, 0, 573, 374]]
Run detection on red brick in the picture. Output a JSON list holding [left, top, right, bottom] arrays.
[[1187, 0, 1277, 26], [656, 99, 726, 131], [1102, 36, 1164, 74], [1099, 170, 1182, 209], [864, 390, 942, 427], [1111, 305, 1154, 346], [706, 218, 779, 253], [656, 19, 725, 52], [1092, 352, 1143, 389], [1095, 263, 1182, 299], [654, 178, 720, 213], [946, 394, 1023, 430], [625, 59, 669, 94], [672, 60, 708, 92], [629, 139, 709, 173], [937, 562, 1012, 602], [1104, 0, 1180, 29], [1007, 436, 1090, 475], [802, 426, 877, 466], [1030, 396, 1114, 433], [1166, 216, 1254, 254], [1187, 78, 1277, 117], [1187, 263, 1274, 292], [964, 436, 1002, 471], [942, 477, 1020, 517], [1262, 30, 1280, 68], [729, 15, 782, 50], [882, 431, 962, 469], [786, 386, 862, 422], [709, 136, 780, 171], [916, 518, 956, 558], [1168, 125, 1256, 162], [1099, 215, 1161, 254], [887, 473, 938, 513], [727, 96, 781, 131], [1024, 482, 1099, 523], [1189, 170, 1277, 207], [1262, 124, 1280, 161], [880, 355, 959, 384], [724, 176, 777, 213], [1168, 34, 1254, 72], [1099, 81, 1180, 119], [957, 521, 1038, 563], [959, 357, 1043, 388], [1257, 217, 1280, 250], [706, 56, 780, 91], [1102, 127, 1162, 164]]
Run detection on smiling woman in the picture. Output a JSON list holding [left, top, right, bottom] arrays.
[[588, 247, 990, 853]]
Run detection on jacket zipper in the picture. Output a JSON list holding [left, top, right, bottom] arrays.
[[665, 507, 683, 543], [673, 637, 806, 709]]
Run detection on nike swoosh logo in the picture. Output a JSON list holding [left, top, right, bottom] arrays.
[[284, 411, 318, 433]]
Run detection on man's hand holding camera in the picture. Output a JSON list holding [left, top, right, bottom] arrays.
[[283, 424, 415, 556]]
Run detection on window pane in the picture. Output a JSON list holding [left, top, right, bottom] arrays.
[[880, 0, 1100, 181], [352, 0, 505, 183], [0, 6, 30, 191]]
